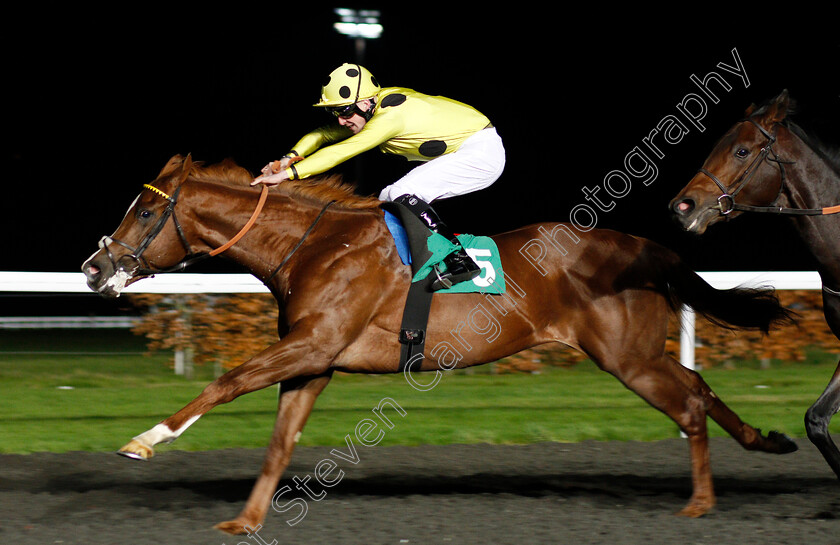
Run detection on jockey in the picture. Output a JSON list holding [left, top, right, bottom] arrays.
[[252, 63, 506, 290]]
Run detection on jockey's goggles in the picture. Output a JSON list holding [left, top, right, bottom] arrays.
[[328, 103, 363, 119]]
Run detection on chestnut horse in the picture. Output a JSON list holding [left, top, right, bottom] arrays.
[[83, 155, 796, 534], [671, 89, 840, 479]]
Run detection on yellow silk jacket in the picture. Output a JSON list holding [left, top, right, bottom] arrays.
[[283, 87, 491, 180]]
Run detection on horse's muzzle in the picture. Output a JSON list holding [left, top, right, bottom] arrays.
[[668, 196, 717, 235], [82, 250, 133, 298]]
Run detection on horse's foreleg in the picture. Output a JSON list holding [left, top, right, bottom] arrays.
[[805, 359, 840, 478], [215, 372, 334, 535], [805, 294, 840, 478], [119, 327, 336, 460]]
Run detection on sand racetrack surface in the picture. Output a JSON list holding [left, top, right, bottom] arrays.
[[2, 437, 840, 545]]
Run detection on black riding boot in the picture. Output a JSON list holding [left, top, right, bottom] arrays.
[[394, 194, 481, 291]]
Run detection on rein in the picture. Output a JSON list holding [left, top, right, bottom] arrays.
[[207, 185, 269, 257], [698, 117, 840, 217]]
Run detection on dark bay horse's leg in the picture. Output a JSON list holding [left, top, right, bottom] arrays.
[[215, 372, 334, 535], [805, 363, 840, 477], [805, 294, 840, 477]]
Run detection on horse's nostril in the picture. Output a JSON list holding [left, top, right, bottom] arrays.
[[673, 199, 695, 215], [82, 264, 100, 283]]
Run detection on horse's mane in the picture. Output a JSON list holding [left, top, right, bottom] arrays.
[[187, 158, 382, 210], [753, 97, 840, 175], [785, 121, 840, 176]]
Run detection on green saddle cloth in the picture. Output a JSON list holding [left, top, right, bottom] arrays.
[[413, 233, 506, 294]]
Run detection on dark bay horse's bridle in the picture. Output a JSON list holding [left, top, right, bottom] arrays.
[[698, 117, 840, 217], [697, 117, 840, 298]]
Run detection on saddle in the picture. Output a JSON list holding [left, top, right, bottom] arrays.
[[380, 202, 506, 373]]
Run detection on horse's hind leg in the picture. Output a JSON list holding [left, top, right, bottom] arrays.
[[664, 355, 796, 516], [215, 372, 334, 535], [590, 348, 791, 517], [609, 354, 718, 516], [675, 359, 798, 455]]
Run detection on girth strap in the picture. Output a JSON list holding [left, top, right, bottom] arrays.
[[398, 276, 435, 373]]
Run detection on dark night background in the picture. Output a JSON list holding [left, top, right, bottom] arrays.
[[3, 8, 838, 315]]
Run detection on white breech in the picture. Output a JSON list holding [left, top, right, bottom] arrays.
[[378, 127, 505, 203]]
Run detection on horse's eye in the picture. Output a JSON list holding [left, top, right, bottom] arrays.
[[735, 148, 750, 158], [137, 209, 153, 220]]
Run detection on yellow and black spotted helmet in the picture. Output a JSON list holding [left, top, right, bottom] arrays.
[[314, 63, 381, 108]]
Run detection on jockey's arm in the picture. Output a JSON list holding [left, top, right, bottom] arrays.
[[282, 118, 401, 180]]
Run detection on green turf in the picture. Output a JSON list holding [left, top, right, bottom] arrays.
[[1, 337, 839, 454]]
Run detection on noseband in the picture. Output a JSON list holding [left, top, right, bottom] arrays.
[[698, 117, 840, 216]]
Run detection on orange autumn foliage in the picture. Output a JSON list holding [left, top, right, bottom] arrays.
[[128, 293, 279, 371], [127, 290, 838, 374]]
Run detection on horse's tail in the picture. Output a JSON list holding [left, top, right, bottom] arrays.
[[637, 242, 796, 333]]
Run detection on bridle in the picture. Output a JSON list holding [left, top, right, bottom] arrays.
[[98, 181, 335, 284], [98, 184, 200, 277], [697, 117, 840, 299], [698, 117, 840, 216], [98, 183, 269, 277]]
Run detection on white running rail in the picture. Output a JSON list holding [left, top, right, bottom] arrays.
[[0, 271, 823, 363]]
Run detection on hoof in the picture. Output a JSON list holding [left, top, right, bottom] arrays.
[[768, 430, 798, 454], [117, 439, 154, 460], [677, 498, 715, 518], [214, 519, 250, 535]]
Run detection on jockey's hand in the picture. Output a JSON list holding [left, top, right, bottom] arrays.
[[251, 169, 289, 187], [251, 156, 302, 186]]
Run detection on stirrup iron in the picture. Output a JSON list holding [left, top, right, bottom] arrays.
[[432, 264, 454, 290]]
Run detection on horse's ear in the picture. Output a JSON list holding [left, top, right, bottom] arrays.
[[156, 154, 193, 183], [180, 154, 194, 183], [157, 155, 186, 178], [765, 89, 791, 123], [744, 103, 757, 116]]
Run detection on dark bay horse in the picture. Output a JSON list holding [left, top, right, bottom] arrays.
[[670, 89, 840, 478], [83, 155, 796, 534]]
